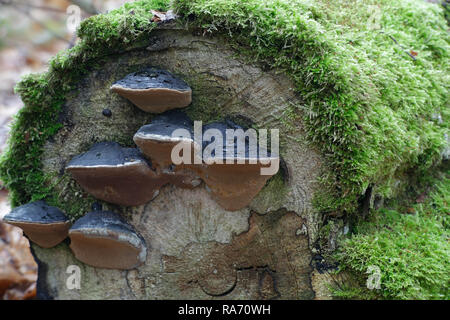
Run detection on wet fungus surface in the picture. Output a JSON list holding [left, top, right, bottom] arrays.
[[68, 211, 147, 270], [66, 142, 164, 206], [110, 68, 192, 113], [2, 201, 70, 248], [67, 107, 279, 211]]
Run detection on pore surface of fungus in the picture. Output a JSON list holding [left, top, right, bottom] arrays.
[[2, 201, 70, 248], [111, 67, 192, 113], [69, 211, 147, 270]]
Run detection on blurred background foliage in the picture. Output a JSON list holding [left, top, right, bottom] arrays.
[[0, 0, 135, 300]]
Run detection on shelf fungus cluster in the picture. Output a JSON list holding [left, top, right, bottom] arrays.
[[101, 68, 278, 209], [68, 108, 279, 211], [2, 202, 147, 270], [3, 67, 278, 271], [2, 201, 71, 248], [134, 114, 279, 210]]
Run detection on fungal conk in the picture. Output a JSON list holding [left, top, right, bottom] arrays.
[[133, 110, 202, 168], [2, 201, 70, 248], [66, 142, 164, 206], [111, 68, 192, 113], [199, 121, 279, 211], [69, 211, 147, 270]]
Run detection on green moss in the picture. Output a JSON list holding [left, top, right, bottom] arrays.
[[334, 171, 450, 299], [0, 74, 63, 205], [173, 0, 449, 213], [0, 0, 448, 218], [319, 219, 344, 242]]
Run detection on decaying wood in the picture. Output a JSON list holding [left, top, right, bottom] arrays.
[[32, 24, 328, 299]]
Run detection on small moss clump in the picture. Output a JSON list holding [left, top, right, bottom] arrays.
[[334, 171, 449, 299]]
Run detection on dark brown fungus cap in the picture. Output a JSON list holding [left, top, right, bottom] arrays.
[[111, 68, 192, 113], [66, 142, 166, 206], [2, 201, 70, 248], [133, 110, 202, 171], [200, 122, 280, 211], [201, 163, 277, 211], [69, 211, 147, 269], [134, 116, 279, 210]]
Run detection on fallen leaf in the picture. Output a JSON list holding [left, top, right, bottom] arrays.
[[151, 10, 177, 23]]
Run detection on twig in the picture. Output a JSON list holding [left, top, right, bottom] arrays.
[[378, 31, 417, 61], [388, 35, 417, 61]]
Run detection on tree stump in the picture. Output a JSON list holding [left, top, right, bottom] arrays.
[[25, 22, 327, 299]]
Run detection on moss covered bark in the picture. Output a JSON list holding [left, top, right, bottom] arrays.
[[174, 0, 449, 212], [334, 169, 449, 299]]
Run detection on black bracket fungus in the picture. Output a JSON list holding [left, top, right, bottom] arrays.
[[133, 110, 201, 168], [68, 211, 147, 270], [110, 67, 192, 113], [134, 111, 280, 211], [2, 201, 71, 248], [66, 142, 166, 206], [199, 121, 279, 211]]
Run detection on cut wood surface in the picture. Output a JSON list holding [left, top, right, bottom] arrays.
[[33, 24, 325, 299]]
